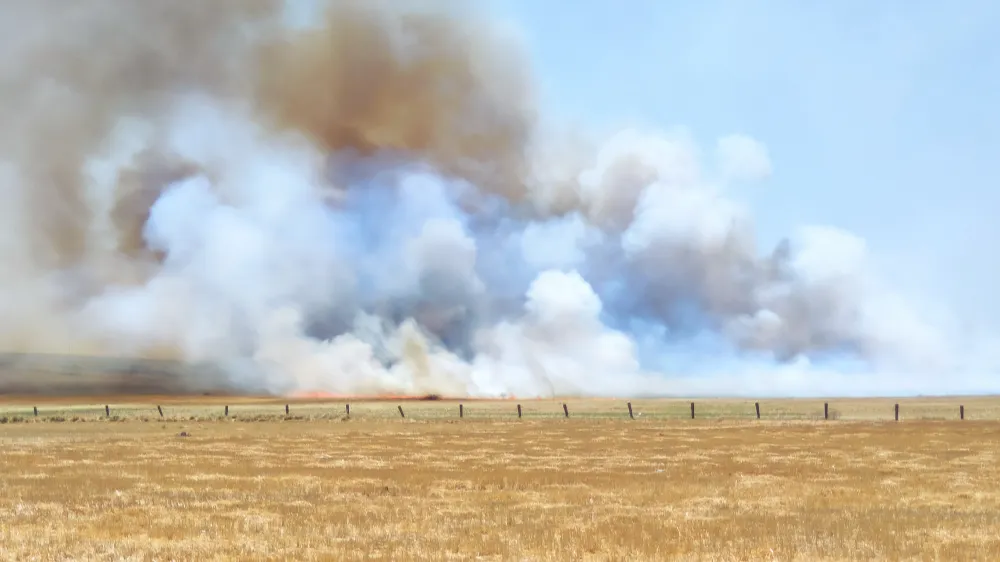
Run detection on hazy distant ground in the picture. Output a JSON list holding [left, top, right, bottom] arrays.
[[1, 354, 998, 421], [0, 353, 243, 396], [0, 399, 998, 560]]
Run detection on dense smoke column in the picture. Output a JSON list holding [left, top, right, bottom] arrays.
[[0, 0, 977, 398]]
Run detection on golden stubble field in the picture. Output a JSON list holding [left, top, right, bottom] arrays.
[[1, 397, 999, 561]]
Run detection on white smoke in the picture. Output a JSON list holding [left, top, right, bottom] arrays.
[[0, 0, 996, 398]]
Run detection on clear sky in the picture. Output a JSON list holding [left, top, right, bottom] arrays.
[[495, 0, 1000, 327], [289, 0, 1000, 327]]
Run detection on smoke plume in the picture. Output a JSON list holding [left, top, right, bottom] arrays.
[[0, 0, 993, 397]]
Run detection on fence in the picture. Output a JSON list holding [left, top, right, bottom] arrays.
[[0, 399, 988, 423]]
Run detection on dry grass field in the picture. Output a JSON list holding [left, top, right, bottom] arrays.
[[1, 397, 999, 561]]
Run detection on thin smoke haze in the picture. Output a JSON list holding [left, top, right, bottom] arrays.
[[0, 0, 994, 397]]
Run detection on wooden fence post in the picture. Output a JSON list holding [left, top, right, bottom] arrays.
[[105, 405, 110, 417], [517, 404, 522, 418], [157, 405, 164, 418], [755, 402, 760, 419], [824, 402, 829, 420], [628, 402, 634, 419], [398, 405, 405, 418], [225, 405, 229, 417], [285, 404, 289, 415], [459, 404, 464, 418], [33, 406, 37, 417], [346, 404, 350, 416], [690, 402, 695, 419], [563, 403, 569, 418], [894, 403, 899, 421], [960, 405, 965, 420]]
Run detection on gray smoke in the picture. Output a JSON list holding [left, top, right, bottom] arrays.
[[0, 0, 990, 398]]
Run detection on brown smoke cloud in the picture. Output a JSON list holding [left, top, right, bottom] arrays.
[[0, 0, 539, 385], [255, 0, 537, 202], [0, 0, 535, 272], [0, 1, 273, 361], [0, 0, 281, 271]]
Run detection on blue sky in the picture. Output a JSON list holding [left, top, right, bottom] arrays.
[[288, 0, 1000, 326], [491, 0, 1000, 325]]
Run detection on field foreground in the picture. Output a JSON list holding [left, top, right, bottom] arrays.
[[0, 398, 999, 560]]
